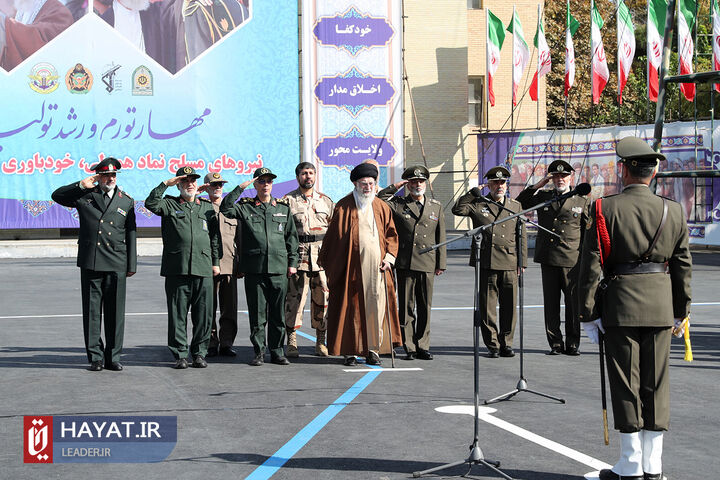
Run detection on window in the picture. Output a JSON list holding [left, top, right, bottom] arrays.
[[468, 77, 485, 127], [468, 0, 482, 8]]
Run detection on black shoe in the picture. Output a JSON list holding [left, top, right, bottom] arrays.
[[249, 354, 264, 366], [271, 355, 290, 365], [89, 360, 103, 371], [564, 346, 580, 356], [499, 347, 515, 357], [598, 469, 643, 480], [416, 349, 433, 360], [644, 473, 666, 480], [207, 346, 219, 357], [366, 351, 382, 365], [404, 352, 416, 360], [192, 355, 208, 368], [173, 358, 188, 369], [219, 346, 237, 357], [105, 362, 123, 371], [547, 346, 563, 355], [487, 349, 499, 358], [343, 356, 358, 366]]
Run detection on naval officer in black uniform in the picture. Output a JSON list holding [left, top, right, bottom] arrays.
[[52, 157, 137, 371]]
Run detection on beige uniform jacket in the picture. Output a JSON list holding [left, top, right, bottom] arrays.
[[282, 188, 334, 272], [207, 200, 241, 275]]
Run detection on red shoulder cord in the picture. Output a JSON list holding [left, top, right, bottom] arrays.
[[595, 198, 611, 268]]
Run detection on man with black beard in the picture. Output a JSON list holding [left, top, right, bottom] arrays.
[[145, 167, 221, 369], [516, 160, 589, 355]]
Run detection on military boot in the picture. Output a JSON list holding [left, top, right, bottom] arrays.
[[287, 329, 299, 358], [315, 329, 328, 356]]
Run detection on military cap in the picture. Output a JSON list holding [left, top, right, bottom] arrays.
[[548, 160, 573, 175], [616, 137, 665, 166], [484, 166, 511, 180], [402, 165, 429, 181], [175, 166, 201, 179], [93, 157, 121, 174], [350, 162, 378, 182], [204, 172, 228, 184], [253, 167, 277, 180]]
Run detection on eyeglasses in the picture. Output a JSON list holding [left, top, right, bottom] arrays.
[[256, 178, 273, 185], [209, 183, 224, 188]]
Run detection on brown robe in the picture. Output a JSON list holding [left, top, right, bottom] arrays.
[[319, 194, 402, 356], [1, 0, 73, 71]]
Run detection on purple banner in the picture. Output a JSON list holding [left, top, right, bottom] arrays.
[[313, 6, 394, 55], [314, 67, 394, 116], [315, 126, 396, 168]]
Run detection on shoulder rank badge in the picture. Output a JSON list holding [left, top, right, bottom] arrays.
[[117, 207, 127, 216]]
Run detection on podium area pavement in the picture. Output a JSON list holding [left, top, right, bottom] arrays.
[[1, 251, 717, 480]]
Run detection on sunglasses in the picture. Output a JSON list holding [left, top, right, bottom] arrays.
[[256, 178, 273, 185]]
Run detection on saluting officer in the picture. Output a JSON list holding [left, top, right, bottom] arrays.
[[577, 137, 692, 480], [377, 165, 446, 360], [145, 166, 221, 370], [220, 167, 299, 366], [282, 162, 334, 358], [452, 166, 527, 358], [516, 160, 589, 355], [52, 157, 137, 371]]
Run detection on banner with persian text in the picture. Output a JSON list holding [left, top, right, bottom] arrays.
[[478, 122, 720, 245], [0, 1, 299, 228], [302, 0, 403, 200]]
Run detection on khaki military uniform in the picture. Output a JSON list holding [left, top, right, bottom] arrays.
[[452, 192, 527, 351], [517, 187, 589, 351], [145, 183, 221, 360], [52, 182, 137, 366], [282, 188, 334, 332], [377, 184, 446, 354], [577, 184, 692, 432], [220, 186, 299, 358]]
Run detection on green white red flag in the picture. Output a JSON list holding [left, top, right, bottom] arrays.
[[565, 3, 579, 97], [647, 0, 667, 101], [713, 0, 720, 92], [530, 14, 551, 101], [486, 9, 506, 107], [507, 8, 530, 106], [677, 0, 696, 101], [617, 0, 635, 103], [591, 0, 609, 104]]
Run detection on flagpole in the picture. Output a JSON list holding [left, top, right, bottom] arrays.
[[647, 1, 651, 124], [693, 0, 698, 163], [564, 0, 569, 129], [537, 4, 540, 130], [590, 0, 594, 125], [511, 5, 516, 130], [486, 9, 490, 133], [617, 0, 622, 126]]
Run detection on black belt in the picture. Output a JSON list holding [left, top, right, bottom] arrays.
[[610, 262, 667, 275], [298, 234, 325, 243]]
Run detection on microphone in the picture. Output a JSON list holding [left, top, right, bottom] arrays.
[[555, 182, 591, 201]]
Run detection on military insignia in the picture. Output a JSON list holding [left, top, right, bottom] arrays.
[[557, 165, 564, 173], [212, 173, 220, 179], [117, 207, 127, 217], [101, 63, 121, 94], [28, 63, 59, 94], [572, 206, 583, 213], [273, 213, 287, 217], [258, 168, 270, 176], [278, 223, 284, 232], [183, 167, 192, 174], [65, 64, 93, 94], [202, 219, 208, 231], [543, 207, 549, 211], [495, 171, 502, 178], [429, 213, 438, 221], [414, 168, 422, 177], [132, 66, 153, 96]]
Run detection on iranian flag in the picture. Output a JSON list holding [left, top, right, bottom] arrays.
[[507, 9, 530, 106], [591, 0, 609, 104], [647, 0, 668, 102], [677, 0, 696, 101], [486, 9, 506, 107], [565, 3, 580, 97], [713, 0, 720, 92], [530, 14, 551, 101], [617, 0, 635, 103]]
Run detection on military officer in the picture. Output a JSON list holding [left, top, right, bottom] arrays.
[[199, 172, 242, 358], [452, 166, 527, 358], [577, 137, 692, 480], [282, 162, 334, 357], [145, 166, 221, 369], [516, 160, 589, 355], [378, 165, 446, 360], [220, 167, 299, 366], [51, 157, 137, 371]]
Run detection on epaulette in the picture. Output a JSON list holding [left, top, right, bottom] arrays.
[[119, 190, 133, 200], [276, 198, 290, 206], [429, 198, 441, 205], [239, 197, 253, 204], [198, 197, 211, 203]]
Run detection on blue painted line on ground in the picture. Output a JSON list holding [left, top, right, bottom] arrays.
[[245, 366, 382, 480], [295, 330, 316, 342]]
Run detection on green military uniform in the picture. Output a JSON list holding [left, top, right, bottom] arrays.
[[577, 137, 691, 480], [516, 160, 589, 353], [220, 174, 299, 360], [51, 158, 137, 369], [377, 166, 446, 358], [144, 168, 221, 362]]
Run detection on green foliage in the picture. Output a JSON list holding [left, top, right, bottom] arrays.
[[544, 0, 719, 127]]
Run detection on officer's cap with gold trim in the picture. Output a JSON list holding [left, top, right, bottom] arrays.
[[484, 166, 511, 181], [204, 172, 228, 184], [401, 165, 429, 181], [548, 160, 573, 175], [253, 167, 277, 180], [93, 157, 121, 174], [616, 137, 665, 167], [175, 166, 201, 179]]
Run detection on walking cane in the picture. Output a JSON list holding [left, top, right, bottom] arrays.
[[383, 272, 396, 368], [599, 332, 609, 445]]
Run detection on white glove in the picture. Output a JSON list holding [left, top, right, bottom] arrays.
[[582, 318, 605, 344], [672, 317, 686, 337]]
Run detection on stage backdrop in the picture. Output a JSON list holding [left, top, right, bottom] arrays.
[[478, 122, 720, 245], [302, 0, 404, 201], [0, 1, 299, 229]]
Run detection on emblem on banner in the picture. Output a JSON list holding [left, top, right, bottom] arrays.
[[101, 63, 122, 94], [66, 64, 93, 94], [28, 63, 59, 94], [24, 416, 53, 463], [132, 66, 153, 96]]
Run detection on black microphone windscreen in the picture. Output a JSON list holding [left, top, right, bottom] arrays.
[[575, 183, 591, 196]]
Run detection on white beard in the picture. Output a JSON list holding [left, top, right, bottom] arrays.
[[179, 186, 195, 201], [410, 185, 425, 198], [118, 0, 150, 11], [353, 187, 375, 211]]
